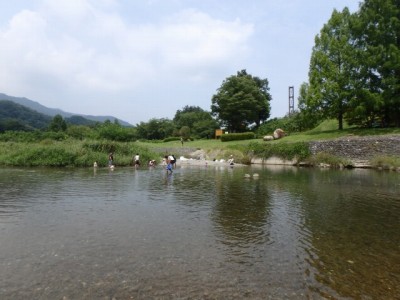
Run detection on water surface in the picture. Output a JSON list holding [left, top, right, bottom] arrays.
[[0, 165, 399, 299]]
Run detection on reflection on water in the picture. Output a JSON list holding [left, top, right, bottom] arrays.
[[0, 166, 399, 299]]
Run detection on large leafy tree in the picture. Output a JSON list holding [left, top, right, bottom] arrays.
[[307, 8, 355, 130], [349, 0, 400, 127], [136, 118, 175, 140], [49, 114, 67, 132], [173, 105, 219, 138], [95, 120, 137, 141], [211, 70, 271, 132]]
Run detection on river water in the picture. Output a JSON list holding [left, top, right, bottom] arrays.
[[0, 165, 399, 299]]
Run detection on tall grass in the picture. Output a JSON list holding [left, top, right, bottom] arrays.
[[246, 141, 311, 162], [0, 139, 160, 167], [308, 152, 353, 168], [370, 156, 400, 169]]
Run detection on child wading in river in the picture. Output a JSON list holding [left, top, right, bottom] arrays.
[[166, 157, 173, 174]]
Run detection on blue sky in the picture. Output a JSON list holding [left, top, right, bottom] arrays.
[[0, 0, 361, 125]]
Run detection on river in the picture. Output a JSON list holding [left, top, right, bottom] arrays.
[[0, 165, 399, 299]]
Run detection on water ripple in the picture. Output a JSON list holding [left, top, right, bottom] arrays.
[[0, 167, 399, 299]]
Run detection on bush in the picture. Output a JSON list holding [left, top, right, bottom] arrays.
[[371, 156, 400, 169], [246, 141, 311, 161], [220, 132, 255, 142], [309, 152, 353, 168], [163, 137, 181, 142]]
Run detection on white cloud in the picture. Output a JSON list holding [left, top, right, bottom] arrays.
[[0, 0, 361, 123], [0, 2, 253, 100], [160, 10, 253, 67]]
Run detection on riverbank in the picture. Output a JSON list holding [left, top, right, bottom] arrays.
[[0, 133, 399, 169], [170, 134, 400, 170]]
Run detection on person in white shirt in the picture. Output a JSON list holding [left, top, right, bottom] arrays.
[[134, 153, 140, 167], [227, 155, 234, 165]]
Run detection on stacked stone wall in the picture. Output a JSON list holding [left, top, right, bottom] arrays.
[[309, 135, 400, 165]]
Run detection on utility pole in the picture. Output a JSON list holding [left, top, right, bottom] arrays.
[[288, 86, 294, 116]]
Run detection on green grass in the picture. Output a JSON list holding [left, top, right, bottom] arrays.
[[1, 120, 399, 167], [137, 138, 258, 150], [296, 119, 400, 140], [139, 120, 400, 151], [136, 120, 400, 165], [0, 139, 160, 167]]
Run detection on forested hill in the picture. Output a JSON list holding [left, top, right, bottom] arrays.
[[0, 100, 52, 131], [0, 92, 131, 126], [0, 100, 97, 131]]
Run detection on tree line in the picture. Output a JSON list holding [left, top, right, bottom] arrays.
[[0, 106, 220, 142], [1, 69, 273, 141]]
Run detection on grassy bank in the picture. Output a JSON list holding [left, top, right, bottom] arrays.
[[138, 121, 400, 169], [0, 139, 159, 167], [1, 120, 399, 168]]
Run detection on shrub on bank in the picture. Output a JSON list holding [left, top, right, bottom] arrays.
[[220, 132, 255, 142], [308, 152, 353, 168], [371, 156, 400, 169], [163, 137, 181, 142], [246, 141, 310, 162]]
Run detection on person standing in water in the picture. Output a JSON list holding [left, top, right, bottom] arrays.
[[108, 153, 114, 167], [166, 156, 173, 174], [134, 153, 140, 168]]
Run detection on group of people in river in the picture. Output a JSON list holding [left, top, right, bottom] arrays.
[[93, 152, 177, 174]]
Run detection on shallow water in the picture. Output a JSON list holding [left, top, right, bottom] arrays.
[[0, 165, 399, 299]]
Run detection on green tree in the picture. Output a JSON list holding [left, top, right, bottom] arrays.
[[211, 70, 271, 132], [179, 126, 191, 140], [95, 121, 137, 141], [192, 119, 219, 139], [307, 8, 355, 130], [297, 82, 323, 129], [66, 125, 93, 140], [136, 118, 175, 140], [0, 118, 30, 132], [349, 0, 400, 127], [49, 114, 67, 132], [173, 105, 219, 138]]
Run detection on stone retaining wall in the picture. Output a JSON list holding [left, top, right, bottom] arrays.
[[252, 134, 400, 167], [309, 135, 400, 166]]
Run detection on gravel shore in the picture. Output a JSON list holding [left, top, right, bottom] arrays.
[[177, 158, 245, 167]]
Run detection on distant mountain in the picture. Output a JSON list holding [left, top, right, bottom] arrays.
[[0, 92, 132, 126], [0, 100, 103, 131], [0, 100, 52, 131]]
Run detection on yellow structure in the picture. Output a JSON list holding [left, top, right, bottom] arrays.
[[215, 129, 224, 139]]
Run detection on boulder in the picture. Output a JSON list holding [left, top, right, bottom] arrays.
[[273, 128, 286, 139], [263, 135, 274, 141]]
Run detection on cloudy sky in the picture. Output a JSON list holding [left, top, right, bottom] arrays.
[[0, 0, 361, 125]]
